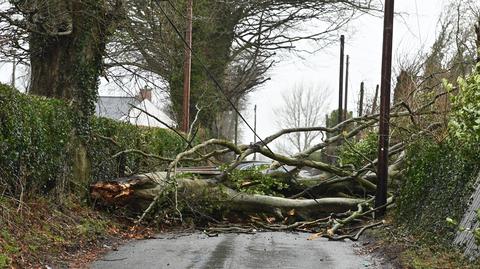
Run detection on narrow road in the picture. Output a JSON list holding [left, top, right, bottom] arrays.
[[92, 232, 388, 269]]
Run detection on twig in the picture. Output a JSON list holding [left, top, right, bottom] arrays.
[[322, 221, 384, 241], [252, 217, 331, 231]]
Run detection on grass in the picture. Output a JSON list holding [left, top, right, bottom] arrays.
[[402, 247, 478, 269], [0, 254, 9, 269], [0, 195, 129, 268], [366, 217, 480, 269]]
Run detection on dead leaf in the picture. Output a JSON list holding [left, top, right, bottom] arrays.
[[307, 233, 323, 240]]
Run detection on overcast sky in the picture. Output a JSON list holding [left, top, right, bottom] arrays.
[[0, 0, 448, 148], [243, 0, 447, 146]]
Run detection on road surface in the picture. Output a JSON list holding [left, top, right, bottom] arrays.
[[92, 232, 389, 269]]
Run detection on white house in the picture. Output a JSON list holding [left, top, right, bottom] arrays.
[[95, 88, 176, 128]]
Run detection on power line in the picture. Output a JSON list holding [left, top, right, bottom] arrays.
[[159, 0, 255, 141], [155, 0, 324, 204]]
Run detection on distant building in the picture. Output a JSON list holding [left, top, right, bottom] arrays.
[[95, 88, 176, 128]]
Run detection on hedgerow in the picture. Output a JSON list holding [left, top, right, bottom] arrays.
[[0, 84, 74, 196], [396, 67, 480, 245], [0, 84, 190, 199], [89, 117, 190, 182], [396, 139, 480, 245]]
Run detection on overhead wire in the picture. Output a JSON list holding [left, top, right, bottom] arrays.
[[154, 0, 330, 204]]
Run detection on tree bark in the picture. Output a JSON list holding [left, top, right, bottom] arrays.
[[91, 172, 365, 218], [28, 0, 121, 116]]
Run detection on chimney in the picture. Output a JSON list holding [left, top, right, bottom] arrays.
[[137, 87, 152, 101]]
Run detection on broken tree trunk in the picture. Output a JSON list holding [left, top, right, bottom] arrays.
[[90, 91, 447, 224], [91, 172, 365, 218]]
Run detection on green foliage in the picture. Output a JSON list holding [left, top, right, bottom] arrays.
[[449, 66, 480, 144], [226, 165, 287, 195], [90, 117, 192, 182], [338, 132, 378, 168], [0, 84, 74, 196], [0, 229, 20, 263], [325, 109, 353, 136], [447, 209, 480, 246], [0, 83, 193, 199], [0, 254, 8, 269], [396, 138, 480, 245], [161, 0, 236, 133], [76, 219, 109, 237]]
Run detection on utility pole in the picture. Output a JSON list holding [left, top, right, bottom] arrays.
[[372, 84, 379, 114], [253, 104, 257, 161], [475, 19, 480, 64], [359, 82, 365, 117], [338, 35, 345, 125], [375, 0, 395, 217], [344, 55, 350, 121], [234, 100, 239, 145], [11, 50, 16, 88], [182, 0, 193, 133]]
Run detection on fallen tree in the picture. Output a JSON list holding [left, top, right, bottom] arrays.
[[90, 91, 448, 239], [91, 172, 365, 218]]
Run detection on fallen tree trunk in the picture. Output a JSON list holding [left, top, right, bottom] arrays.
[[91, 172, 365, 218]]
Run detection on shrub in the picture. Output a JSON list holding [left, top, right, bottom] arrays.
[[0, 84, 74, 196], [396, 66, 480, 245], [0, 83, 194, 199], [396, 138, 480, 245], [338, 132, 378, 168], [448, 65, 480, 144], [90, 117, 190, 181]]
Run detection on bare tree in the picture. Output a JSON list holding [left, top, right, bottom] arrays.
[[104, 0, 379, 131], [275, 84, 330, 154]]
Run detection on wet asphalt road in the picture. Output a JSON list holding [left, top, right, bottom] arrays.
[[91, 232, 387, 269]]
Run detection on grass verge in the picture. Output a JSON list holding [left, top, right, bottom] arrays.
[[0, 195, 152, 268], [364, 217, 480, 269]]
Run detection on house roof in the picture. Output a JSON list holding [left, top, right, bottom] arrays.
[[95, 96, 139, 120], [96, 96, 176, 128], [124, 99, 177, 128]]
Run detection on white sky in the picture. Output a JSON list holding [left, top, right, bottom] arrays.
[[243, 0, 448, 145], [0, 0, 448, 146]]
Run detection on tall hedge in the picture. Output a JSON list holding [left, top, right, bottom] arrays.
[[0, 84, 74, 195], [396, 139, 480, 245], [0, 84, 190, 198], [90, 118, 189, 182], [396, 67, 480, 245]]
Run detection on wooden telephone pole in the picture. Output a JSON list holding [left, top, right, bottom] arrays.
[[358, 82, 365, 117], [375, 0, 395, 216], [338, 35, 345, 125], [182, 0, 193, 133], [11, 51, 16, 88], [475, 19, 480, 65], [253, 104, 257, 161], [344, 55, 350, 121]]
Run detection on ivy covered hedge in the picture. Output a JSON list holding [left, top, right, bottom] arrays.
[[90, 118, 189, 182], [396, 66, 480, 245], [0, 84, 74, 196], [0, 84, 188, 198], [396, 139, 480, 245]]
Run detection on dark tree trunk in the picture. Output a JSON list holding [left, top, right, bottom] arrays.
[[28, 0, 121, 121], [26, 0, 122, 189], [475, 19, 480, 64], [29, 35, 77, 99]]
